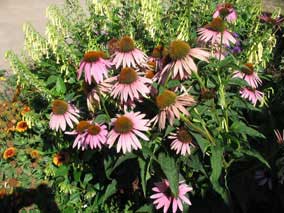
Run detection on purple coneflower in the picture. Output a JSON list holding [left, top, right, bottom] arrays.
[[77, 51, 111, 84], [105, 67, 152, 105], [150, 179, 192, 213], [240, 87, 264, 106], [274, 129, 284, 144], [151, 90, 196, 130], [169, 127, 195, 156], [157, 40, 210, 81], [213, 3, 237, 23], [111, 36, 148, 69], [66, 121, 108, 150], [233, 63, 262, 88], [260, 13, 284, 26], [107, 111, 150, 154], [49, 100, 79, 131], [198, 17, 236, 46]]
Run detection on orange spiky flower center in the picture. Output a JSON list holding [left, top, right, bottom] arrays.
[[169, 40, 190, 60], [84, 51, 105, 62], [118, 67, 138, 84], [145, 70, 155, 79], [241, 63, 254, 75], [205, 17, 226, 32], [76, 121, 90, 133], [219, 3, 233, 17], [177, 128, 193, 144], [52, 100, 68, 115], [114, 116, 133, 134], [118, 36, 135, 52], [88, 124, 101, 135], [152, 45, 164, 58], [3, 147, 16, 159], [17, 121, 28, 130], [156, 90, 177, 110]]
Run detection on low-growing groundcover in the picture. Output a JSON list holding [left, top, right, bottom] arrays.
[[1, 0, 284, 212]]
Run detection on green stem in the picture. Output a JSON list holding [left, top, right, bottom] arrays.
[[97, 90, 110, 121], [180, 114, 216, 145], [192, 71, 205, 89]]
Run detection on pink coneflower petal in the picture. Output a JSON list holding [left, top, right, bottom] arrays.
[[77, 51, 111, 84], [240, 87, 264, 106], [151, 179, 193, 213], [213, 3, 237, 23], [107, 111, 150, 154], [274, 129, 284, 144], [233, 63, 262, 88], [49, 100, 80, 132]]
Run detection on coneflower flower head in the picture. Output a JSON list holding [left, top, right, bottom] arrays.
[[233, 63, 262, 88], [205, 17, 226, 33], [78, 50, 111, 85], [213, 3, 237, 23], [49, 100, 79, 131], [112, 36, 148, 69]]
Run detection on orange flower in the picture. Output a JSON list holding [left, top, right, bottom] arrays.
[[16, 121, 28, 132], [30, 150, 40, 159], [3, 147, 16, 159], [53, 152, 69, 166], [0, 188, 7, 198], [21, 106, 31, 116]]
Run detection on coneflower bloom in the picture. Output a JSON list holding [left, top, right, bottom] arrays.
[[105, 67, 152, 105], [240, 87, 264, 106], [107, 111, 150, 154], [157, 40, 210, 81], [152, 90, 196, 130], [111, 36, 148, 69], [77, 51, 111, 84], [260, 13, 284, 26], [274, 129, 284, 144], [198, 17, 236, 46], [233, 63, 262, 88], [16, 121, 28, 132], [67, 121, 108, 150], [49, 100, 79, 131], [168, 128, 195, 156], [213, 3, 237, 23], [150, 179, 192, 213]]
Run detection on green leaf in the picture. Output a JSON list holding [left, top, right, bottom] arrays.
[[105, 153, 137, 179], [95, 114, 109, 124], [191, 132, 210, 154], [241, 149, 270, 168], [103, 179, 117, 203], [167, 80, 180, 88], [210, 145, 229, 203], [83, 173, 93, 184], [138, 157, 148, 197], [55, 77, 66, 94], [55, 165, 69, 177], [46, 75, 58, 85], [73, 169, 81, 182], [231, 121, 265, 138], [136, 204, 154, 213], [158, 153, 179, 196]]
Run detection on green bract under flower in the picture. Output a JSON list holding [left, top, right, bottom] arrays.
[[83, 51, 105, 62], [156, 90, 177, 110], [205, 17, 226, 32], [118, 36, 135, 53], [169, 40, 190, 60], [118, 67, 138, 84], [114, 116, 133, 133], [52, 100, 68, 115]]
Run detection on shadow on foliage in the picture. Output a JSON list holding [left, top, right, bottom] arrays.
[[0, 184, 60, 213]]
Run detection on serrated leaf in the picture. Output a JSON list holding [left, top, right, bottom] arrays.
[[138, 157, 147, 197], [55, 77, 66, 94], [210, 145, 229, 203], [158, 153, 179, 196], [83, 173, 93, 184], [191, 132, 210, 153], [103, 179, 117, 203], [231, 121, 265, 138], [136, 204, 154, 213], [167, 80, 180, 88], [55, 165, 69, 177], [241, 149, 270, 168], [95, 114, 109, 124]]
